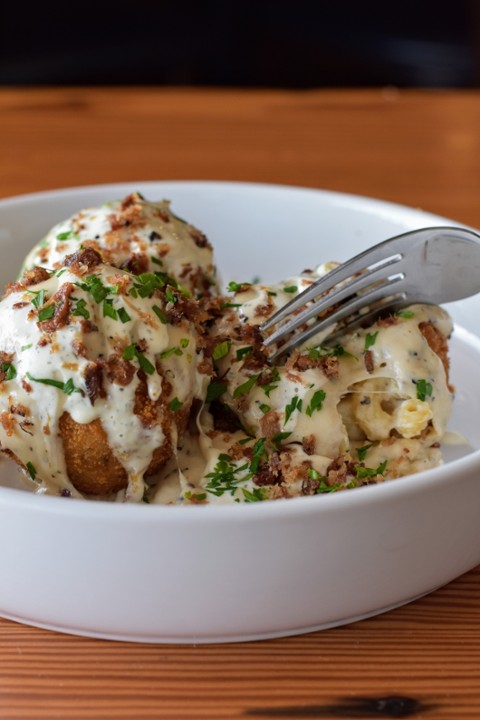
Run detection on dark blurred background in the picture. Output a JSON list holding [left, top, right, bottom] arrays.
[[1, 0, 479, 88]]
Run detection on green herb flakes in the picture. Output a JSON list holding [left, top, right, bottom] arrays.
[[364, 332, 379, 351], [1, 362, 16, 381], [416, 378, 433, 401], [233, 374, 259, 399], [306, 389, 326, 417], [26, 372, 83, 395], [284, 395, 303, 425]]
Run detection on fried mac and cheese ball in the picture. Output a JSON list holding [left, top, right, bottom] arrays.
[[0, 248, 211, 500]]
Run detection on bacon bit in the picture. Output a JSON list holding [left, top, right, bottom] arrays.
[[419, 321, 450, 383], [121, 253, 149, 275], [37, 283, 74, 333], [21, 379, 32, 393], [108, 213, 131, 231], [43, 424, 51, 436], [5, 266, 51, 296], [155, 208, 171, 224], [197, 357, 214, 377], [84, 362, 106, 405], [12, 302, 29, 310], [302, 475, 320, 495], [254, 454, 283, 486], [64, 248, 103, 272], [120, 193, 142, 211], [228, 442, 250, 461], [302, 434, 316, 455], [377, 314, 399, 328], [254, 303, 273, 318], [180, 263, 193, 279], [0, 411, 15, 436], [364, 349, 375, 374], [10, 404, 29, 418], [157, 243, 170, 257], [326, 454, 357, 485], [0, 351, 14, 368], [287, 351, 340, 380], [189, 228, 211, 249], [72, 339, 88, 358], [259, 410, 281, 440], [103, 354, 135, 386], [80, 320, 97, 334]]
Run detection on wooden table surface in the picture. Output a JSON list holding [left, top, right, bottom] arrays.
[[1, 87, 480, 719]]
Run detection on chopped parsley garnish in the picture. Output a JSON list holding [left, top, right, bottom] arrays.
[[37, 304, 55, 322], [71, 297, 90, 319], [122, 344, 155, 375], [205, 453, 250, 497], [284, 395, 303, 425], [242, 487, 266, 502], [306, 389, 326, 417], [169, 397, 183, 411], [356, 443, 373, 461], [355, 460, 388, 479], [26, 462, 37, 480], [307, 344, 352, 360], [249, 437, 268, 474], [20, 344, 32, 352], [29, 289, 46, 310], [152, 305, 168, 324], [283, 285, 298, 293], [220, 302, 242, 309], [130, 271, 175, 299], [227, 281, 251, 293], [260, 367, 280, 397], [397, 309, 414, 319], [117, 307, 131, 324], [151, 257, 163, 266], [56, 230, 74, 241], [364, 332, 379, 351], [259, 403, 271, 414], [236, 346, 253, 361], [75, 275, 118, 304], [271, 431, 292, 449], [206, 381, 228, 403], [233, 374, 259, 399], [102, 299, 118, 320], [1, 362, 17, 380], [416, 378, 433, 401], [212, 341, 230, 361], [26, 372, 83, 395], [158, 346, 183, 360]]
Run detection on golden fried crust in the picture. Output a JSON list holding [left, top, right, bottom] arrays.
[[59, 414, 128, 495], [59, 400, 192, 496]]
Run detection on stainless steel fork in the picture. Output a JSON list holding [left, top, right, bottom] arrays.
[[260, 226, 480, 360]]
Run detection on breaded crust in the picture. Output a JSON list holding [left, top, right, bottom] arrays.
[[59, 401, 191, 496]]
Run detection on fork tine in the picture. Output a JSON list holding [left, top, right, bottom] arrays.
[[260, 241, 405, 332], [262, 262, 405, 348], [266, 279, 407, 360]]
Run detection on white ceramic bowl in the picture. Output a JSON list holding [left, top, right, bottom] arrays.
[[0, 181, 480, 644]]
